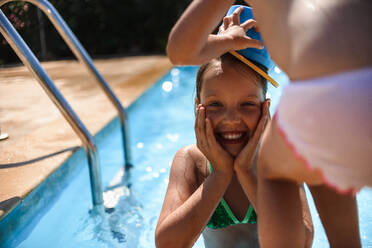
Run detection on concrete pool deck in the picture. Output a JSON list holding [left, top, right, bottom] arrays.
[[0, 56, 172, 220]]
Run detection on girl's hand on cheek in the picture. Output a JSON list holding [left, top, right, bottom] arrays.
[[234, 100, 270, 174], [195, 104, 234, 179]]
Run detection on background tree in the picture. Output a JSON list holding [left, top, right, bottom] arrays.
[[0, 0, 246, 65]]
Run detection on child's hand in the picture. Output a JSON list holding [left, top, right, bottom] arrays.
[[219, 6, 264, 51], [234, 100, 270, 173], [195, 104, 234, 179]]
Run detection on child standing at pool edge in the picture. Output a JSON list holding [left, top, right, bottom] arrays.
[[155, 7, 313, 247]]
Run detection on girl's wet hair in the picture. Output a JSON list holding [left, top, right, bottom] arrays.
[[196, 53, 268, 101]]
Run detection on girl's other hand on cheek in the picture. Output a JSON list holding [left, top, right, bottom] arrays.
[[234, 99, 270, 173]]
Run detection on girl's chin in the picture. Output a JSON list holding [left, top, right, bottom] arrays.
[[223, 144, 245, 157]]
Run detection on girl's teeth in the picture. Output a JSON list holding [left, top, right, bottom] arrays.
[[221, 133, 243, 140]]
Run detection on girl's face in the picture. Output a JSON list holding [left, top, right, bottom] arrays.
[[197, 60, 265, 157]]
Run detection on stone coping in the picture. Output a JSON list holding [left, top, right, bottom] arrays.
[[0, 56, 172, 220]]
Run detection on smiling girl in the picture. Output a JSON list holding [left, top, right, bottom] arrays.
[[155, 52, 313, 248]]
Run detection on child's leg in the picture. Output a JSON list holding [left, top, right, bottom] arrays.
[[309, 185, 361, 248], [258, 119, 361, 247], [257, 166, 305, 247], [257, 119, 324, 185]]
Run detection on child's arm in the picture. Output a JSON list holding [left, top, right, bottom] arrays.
[[256, 176, 314, 248], [167, 1, 263, 65], [257, 168, 307, 248], [156, 105, 234, 248], [155, 146, 232, 248], [234, 100, 270, 209], [233, 100, 314, 247], [234, 101, 310, 247]]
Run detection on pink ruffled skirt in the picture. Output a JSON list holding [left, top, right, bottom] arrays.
[[272, 67, 372, 193]]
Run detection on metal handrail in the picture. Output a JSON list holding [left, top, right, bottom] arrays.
[[0, 2, 103, 206], [0, 9, 103, 206], [0, 0, 132, 171]]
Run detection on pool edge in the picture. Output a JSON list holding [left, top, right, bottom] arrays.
[[0, 60, 173, 247]]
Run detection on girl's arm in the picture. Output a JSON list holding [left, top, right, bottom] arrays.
[[167, 0, 233, 65], [255, 114, 316, 247], [257, 169, 306, 248], [167, 0, 263, 65], [155, 146, 232, 248], [234, 100, 270, 209], [233, 101, 314, 247], [156, 105, 235, 248], [235, 159, 258, 209]]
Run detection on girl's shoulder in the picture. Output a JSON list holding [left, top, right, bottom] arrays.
[[173, 145, 209, 182]]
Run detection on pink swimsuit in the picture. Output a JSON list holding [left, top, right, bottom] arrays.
[[274, 67, 372, 193]]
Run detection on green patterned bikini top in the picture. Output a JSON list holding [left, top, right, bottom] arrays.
[[207, 163, 257, 229]]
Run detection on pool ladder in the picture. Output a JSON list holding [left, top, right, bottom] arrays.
[[0, 0, 132, 207]]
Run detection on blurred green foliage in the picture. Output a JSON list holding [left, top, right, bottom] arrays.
[[0, 0, 247, 65], [0, 0, 190, 64]]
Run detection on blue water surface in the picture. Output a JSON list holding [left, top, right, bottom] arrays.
[[10, 66, 372, 248]]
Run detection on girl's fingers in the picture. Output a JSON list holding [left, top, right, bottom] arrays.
[[196, 105, 208, 150], [267, 99, 271, 120], [254, 25, 260, 33], [194, 104, 200, 133], [237, 101, 269, 163], [195, 105, 202, 142], [240, 19, 264, 49], [231, 6, 242, 25], [243, 37, 264, 49], [196, 105, 204, 137], [241, 19, 257, 32], [219, 25, 224, 33], [199, 106, 207, 142], [223, 16, 230, 31], [205, 117, 217, 148], [206, 118, 231, 164], [251, 100, 269, 145]]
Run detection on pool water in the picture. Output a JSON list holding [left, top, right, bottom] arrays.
[[4, 66, 372, 248]]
